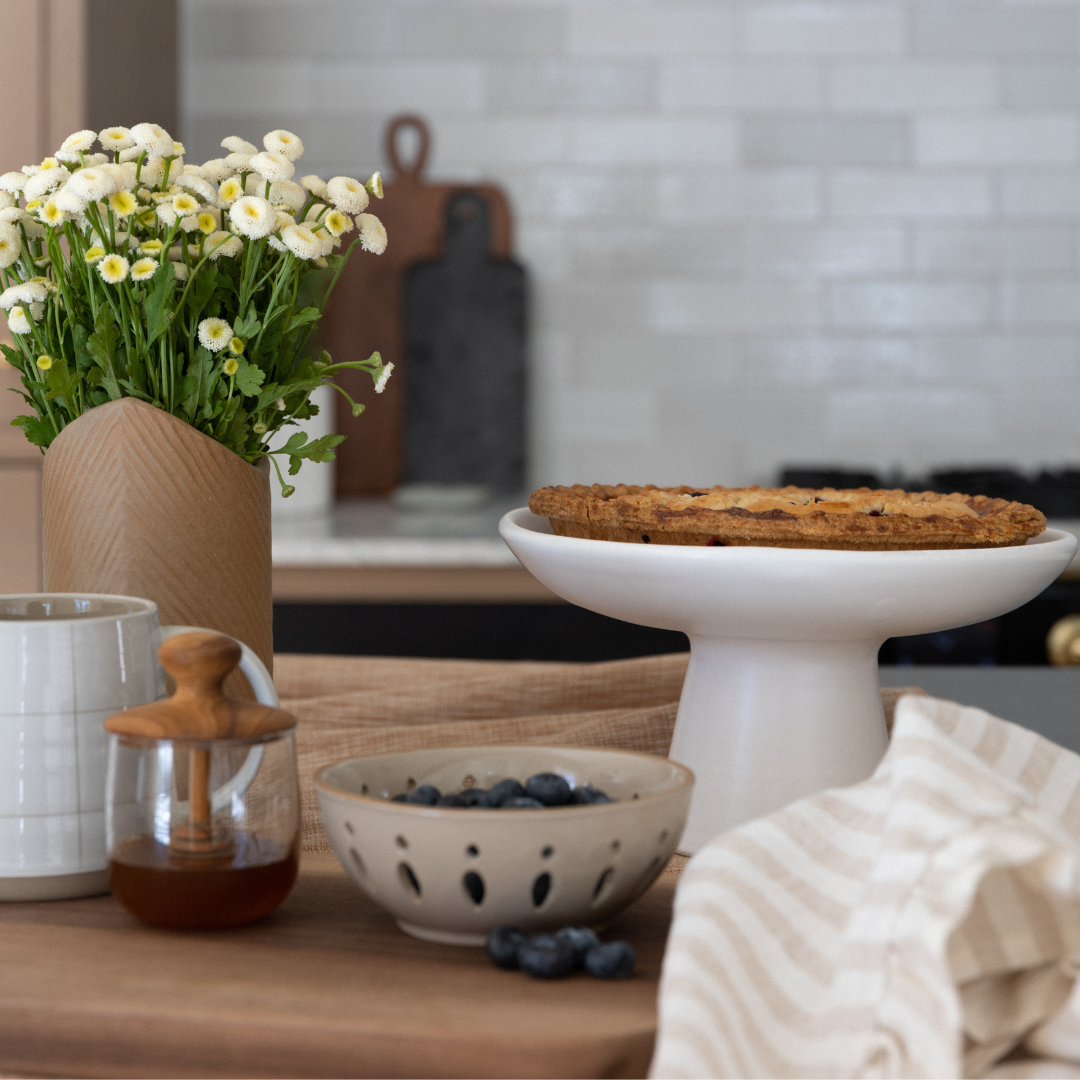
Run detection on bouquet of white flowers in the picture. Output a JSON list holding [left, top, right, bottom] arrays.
[[0, 123, 391, 495]]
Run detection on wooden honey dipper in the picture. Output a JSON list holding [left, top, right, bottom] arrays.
[[105, 632, 295, 858]]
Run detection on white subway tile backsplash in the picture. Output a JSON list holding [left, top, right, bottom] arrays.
[[745, 117, 908, 166], [915, 225, 1074, 272], [569, 1, 738, 57], [744, 226, 907, 275], [660, 61, 823, 112], [830, 280, 993, 329], [915, 116, 1079, 166], [829, 62, 998, 112], [659, 170, 823, 223], [744, 2, 907, 56], [650, 279, 823, 333], [830, 170, 993, 218], [999, 172, 1080, 217], [182, 0, 1080, 486], [568, 118, 739, 165], [1002, 277, 1080, 328], [914, 1, 1079, 57]]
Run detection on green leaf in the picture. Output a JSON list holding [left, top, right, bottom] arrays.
[[11, 414, 51, 448], [0, 344, 26, 372], [179, 349, 214, 421], [232, 313, 261, 338], [45, 357, 82, 410], [71, 324, 93, 373], [233, 355, 265, 398], [284, 306, 320, 334], [87, 312, 122, 399], [144, 262, 176, 345]]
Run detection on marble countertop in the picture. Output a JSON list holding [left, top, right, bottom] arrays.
[[272, 503, 1080, 574], [271, 496, 525, 567]]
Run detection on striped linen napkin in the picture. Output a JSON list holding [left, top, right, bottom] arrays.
[[651, 693, 1080, 1079]]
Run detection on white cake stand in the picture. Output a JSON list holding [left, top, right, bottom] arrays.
[[500, 509, 1077, 853]]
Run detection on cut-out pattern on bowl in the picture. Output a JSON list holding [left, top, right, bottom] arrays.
[[592, 867, 615, 905], [463, 871, 485, 906], [532, 872, 551, 908], [398, 862, 422, 900]]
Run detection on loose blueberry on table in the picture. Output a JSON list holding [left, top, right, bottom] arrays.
[[485, 925, 635, 980]]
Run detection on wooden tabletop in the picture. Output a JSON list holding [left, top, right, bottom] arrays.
[[0, 852, 680, 1079]]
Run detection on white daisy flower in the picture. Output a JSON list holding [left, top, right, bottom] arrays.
[[130, 123, 173, 157], [98, 253, 129, 283], [171, 141, 185, 158], [130, 257, 157, 281], [0, 223, 20, 269], [200, 158, 233, 184], [263, 129, 304, 160], [267, 235, 286, 253], [66, 167, 115, 201], [374, 362, 394, 394], [229, 195, 275, 239], [139, 239, 163, 255], [0, 172, 26, 194], [39, 199, 65, 226], [83, 245, 105, 264], [53, 187, 88, 215], [55, 150, 84, 166], [29, 301, 44, 321], [274, 209, 296, 232], [312, 256, 328, 268], [0, 191, 16, 209], [24, 166, 70, 201], [109, 190, 138, 217], [205, 231, 242, 260], [218, 176, 244, 205], [300, 174, 327, 198], [326, 176, 368, 213], [101, 162, 137, 191], [178, 174, 217, 203], [179, 215, 200, 232], [139, 156, 166, 187], [198, 317, 232, 352], [304, 202, 328, 222], [167, 245, 183, 262], [172, 192, 199, 214], [173, 262, 189, 281], [221, 136, 258, 156], [6, 306, 30, 334], [279, 224, 321, 260], [60, 129, 96, 155], [98, 126, 134, 152], [367, 172, 384, 199], [155, 202, 178, 227], [311, 224, 334, 256], [268, 179, 306, 212], [224, 152, 252, 173], [357, 213, 387, 254], [244, 172, 265, 196], [0, 207, 20, 223], [324, 209, 352, 237], [21, 217, 45, 240]]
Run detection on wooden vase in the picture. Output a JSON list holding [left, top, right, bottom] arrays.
[[42, 399, 273, 688]]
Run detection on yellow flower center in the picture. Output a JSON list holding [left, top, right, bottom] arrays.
[[36, 355, 52, 370]]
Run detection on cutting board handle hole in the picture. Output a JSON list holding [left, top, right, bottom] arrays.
[[386, 114, 431, 181]]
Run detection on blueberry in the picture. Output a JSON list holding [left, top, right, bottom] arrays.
[[436, 793, 467, 807], [502, 796, 545, 809], [458, 788, 488, 807], [519, 934, 577, 979], [584, 941, 635, 979], [405, 784, 441, 805], [555, 926, 601, 967], [486, 925, 528, 970], [570, 785, 612, 805], [391, 793, 408, 802], [480, 778, 526, 807], [525, 772, 571, 807]]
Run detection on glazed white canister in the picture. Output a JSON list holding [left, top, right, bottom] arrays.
[[0, 594, 277, 901]]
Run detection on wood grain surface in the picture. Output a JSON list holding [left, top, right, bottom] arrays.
[[0, 851, 677, 1079], [41, 398, 273, 688], [320, 115, 514, 496]]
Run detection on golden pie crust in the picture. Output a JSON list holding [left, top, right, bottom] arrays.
[[528, 484, 1047, 551]]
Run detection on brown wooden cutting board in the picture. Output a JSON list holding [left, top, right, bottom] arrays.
[[320, 116, 514, 496], [0, 851, 677, 1079]]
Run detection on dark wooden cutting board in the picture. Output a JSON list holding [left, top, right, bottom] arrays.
[[319, 116, 514, 496], [403, 192, 526, 493]]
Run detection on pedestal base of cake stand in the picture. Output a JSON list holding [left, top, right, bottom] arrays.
[[500, 509, 1077, 853]]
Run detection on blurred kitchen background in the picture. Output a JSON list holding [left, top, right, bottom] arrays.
[[5, 0, 1080, 664]]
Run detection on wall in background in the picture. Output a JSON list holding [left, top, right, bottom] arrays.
[[181, 0, 1080, 488]]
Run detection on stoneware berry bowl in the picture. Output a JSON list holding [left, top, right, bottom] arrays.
[[314, 745, 694, 945]]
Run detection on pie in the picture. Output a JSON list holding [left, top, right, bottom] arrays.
[[527, 484, 1046, 551]]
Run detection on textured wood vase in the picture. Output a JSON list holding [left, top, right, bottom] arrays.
[[42, 399, 272, 685]]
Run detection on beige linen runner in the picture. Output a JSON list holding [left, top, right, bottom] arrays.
[[651, 693, 1080, 1080]]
